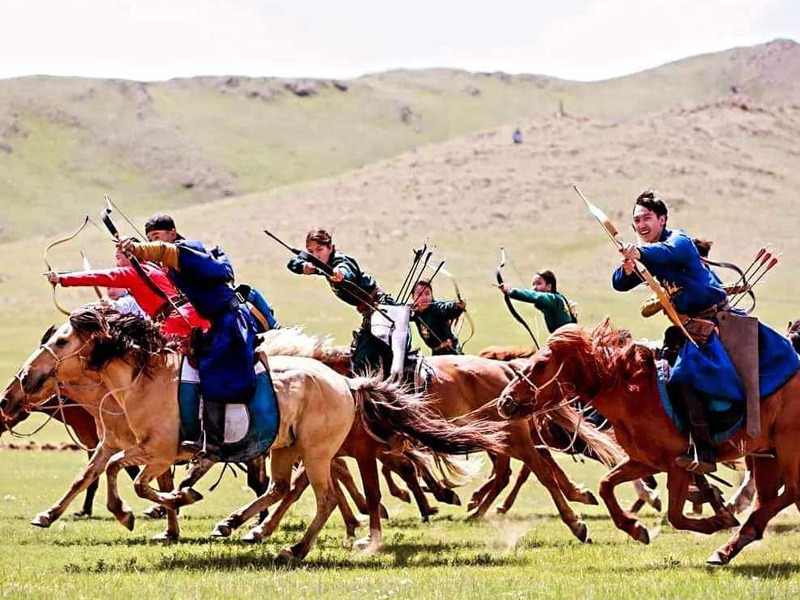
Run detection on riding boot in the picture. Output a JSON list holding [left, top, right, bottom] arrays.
[[182, 400, 224, 461], [670, 382, 716, 474]]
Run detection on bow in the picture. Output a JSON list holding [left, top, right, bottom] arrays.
[[44, 216, 92, 315], [100, 203, 189, 325], [496, 247, 540, 350], [263, 228, 396, 325], [573, 185, 697, 346], [440, 267, 475, 350]]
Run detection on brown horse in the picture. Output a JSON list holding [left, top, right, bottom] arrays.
[[497, 319, 800, 565], [0, 304, 505, 560], [239, 328, 623, 544]]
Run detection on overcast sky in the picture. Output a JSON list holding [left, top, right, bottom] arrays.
[[1, 0, 798, 82]]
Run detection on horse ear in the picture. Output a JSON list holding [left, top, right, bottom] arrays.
[[39, 325, 57, 346]]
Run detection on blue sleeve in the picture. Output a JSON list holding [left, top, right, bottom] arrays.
[[177, 243, 234, 283], [247, 288, 278, 329], [612, 265, 641, 291], [638, 233, 694, 272]]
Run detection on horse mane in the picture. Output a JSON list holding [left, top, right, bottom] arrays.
[[547, 318, 654, 397], [258, 327, 351, 373], [69, 302, 173, 374], [478, 345, 535, 361]]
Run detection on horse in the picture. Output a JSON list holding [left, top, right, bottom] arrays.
[[0, 303, 506, 560], [497, 319, 800, 565], [237, 328, 624, 544]]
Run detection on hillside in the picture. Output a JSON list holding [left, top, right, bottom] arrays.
[[1, 93, 798, 380], [0, 39, 797, 241]]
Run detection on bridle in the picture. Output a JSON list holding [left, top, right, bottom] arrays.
[[499, 361, 579, 419]]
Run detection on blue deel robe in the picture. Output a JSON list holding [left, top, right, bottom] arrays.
[[612, 228, 798, 403], [170, 240, 257, 404]]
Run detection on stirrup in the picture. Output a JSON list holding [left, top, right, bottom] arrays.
[[675, 438, 716, 474]]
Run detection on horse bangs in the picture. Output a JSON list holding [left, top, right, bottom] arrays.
[[590, 318, 654, 394]]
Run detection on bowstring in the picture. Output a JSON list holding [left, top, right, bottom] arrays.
[[504, 249, 544, 344]]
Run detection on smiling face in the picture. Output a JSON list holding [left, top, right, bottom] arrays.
[[632, 205, 666, 244], [531, 274, 551, 293]]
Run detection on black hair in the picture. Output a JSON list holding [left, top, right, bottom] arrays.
[[634, 190, 668, 222]]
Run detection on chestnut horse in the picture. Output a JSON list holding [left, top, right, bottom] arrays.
[[498, 319, 800, 565]]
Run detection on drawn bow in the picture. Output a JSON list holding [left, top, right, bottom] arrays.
[[496, 247, 540, 350], [44, 216, 92, 315], [573, 185, 697, 346], [440, 267, 475, 350]]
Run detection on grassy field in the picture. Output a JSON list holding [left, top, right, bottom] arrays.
[[1, 450, 800, 599]]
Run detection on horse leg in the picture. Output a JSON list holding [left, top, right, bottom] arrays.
[[211, 447, 297, 538], [151, 470, 180, 541], [665, 467, 739, 535], [726, 464, 756, 515], [468, 454, 511, 520], [516, 443, 589, 542], [391, 457, 438, 521], [74, 451, 99, 518], [381, 461, 412, 504], [497, 465, 531, 515], [598, 459, 659, 543], [256, 465, 311, 539], [333, 458, 383, 517], [275, 454, 339, 561], [353, 450, 383, 552], [247, 455, 270, 521], [415, 457, 462, 507], [32, 444, 114, 528], [332, 474, 360, 538], [629, 478, 662, 514], [538, 446, 598, 506], [468, 453, 498, 511], [708, 456, 794, 565]]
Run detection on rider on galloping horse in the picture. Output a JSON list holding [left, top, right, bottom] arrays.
[[119, 214, 258, 460], [612, 191, 797, 474], [497, 269, 577, 335], [409, 278, 467, 356], [287, 228, 408, 377]]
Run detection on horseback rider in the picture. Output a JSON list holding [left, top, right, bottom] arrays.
[[286, 228, 407, 377], [45, 241, 209, 340], [409, 278, 466, 355], [118, 214, 258, 459], [612, 190, 799, 474], [497, 269, 577, 334]]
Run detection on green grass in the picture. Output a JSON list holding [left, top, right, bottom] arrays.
[[1, 451, 800, 599]]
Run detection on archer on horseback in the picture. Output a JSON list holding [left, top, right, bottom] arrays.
[[286, 228, 410, 377], [409, 278, 466, 356], [117, 213, 258, 460], [497, 269, 577, 335], [612, 190, 794, 474]]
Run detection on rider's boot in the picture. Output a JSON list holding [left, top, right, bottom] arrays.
[[670, 382, 716, 474]]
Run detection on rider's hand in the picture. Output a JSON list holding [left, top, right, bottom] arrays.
[[622, 258, 636, 276], [45, 271, 60, 285], [456, 299, 466, 310], [620, 243, 641, 262], [302, 263, 316, 275], [331, 267, 346, 283], [498, 283, 511, 294], [117, 237, 136, 256]]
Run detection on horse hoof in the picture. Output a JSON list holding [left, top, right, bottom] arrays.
[[466, 501, 479, 512], [119, 511, 135, 531], [276, 549, 298, 565], [144, 505, 167, 519], [572, 521, 589, 543], [706, 550, 728, 566], [31, 512, 52, 528], [496, 506, 509, 515], [210, 522, 232, 538], [651, 497, 663, 513], [721, 511, 740, 529], [634, 526, 651, 545], [443, 491, 462, 506], [242, 528, 264, 544], [353, 535, 381, 553], [151, 530, 178, 542], [72, 509, 91, 519], [183, 488, 204, 506], [582, 491, 599, 506], [396, 491, 411, 504]]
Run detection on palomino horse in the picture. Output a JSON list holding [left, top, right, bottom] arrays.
[[0, 304, 505, 560], [236, 329, 624, 544], [497, 319, 800, 565]]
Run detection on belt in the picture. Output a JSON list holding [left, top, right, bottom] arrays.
[[152, 296, 189, 322]]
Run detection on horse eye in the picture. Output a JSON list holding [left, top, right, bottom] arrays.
[[533, 363, 545, 373], [54, 338, 68, 348]]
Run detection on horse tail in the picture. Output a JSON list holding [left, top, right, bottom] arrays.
[[478, 345, 536, 361], [349, 376, 506, 456], [544, 405, 626, 467], [404, 449, 480, 489]]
